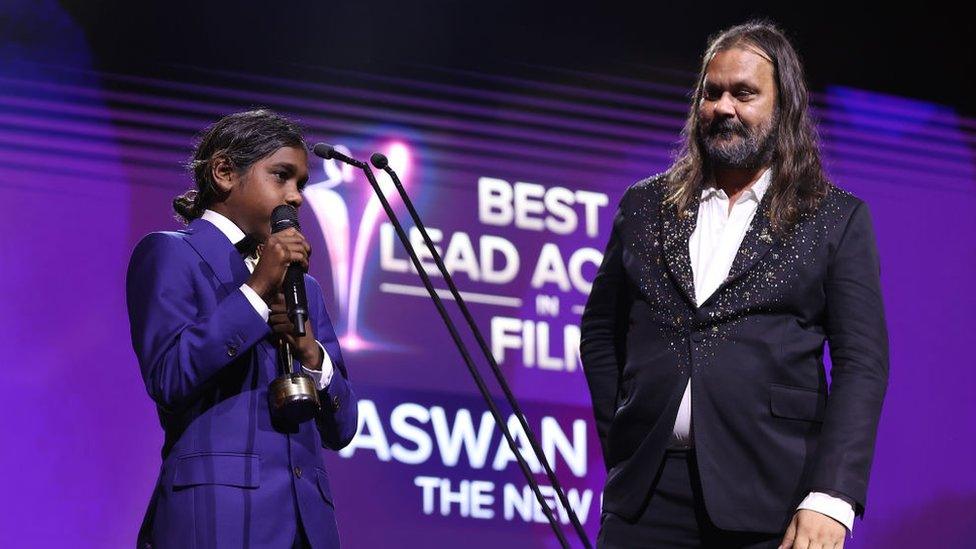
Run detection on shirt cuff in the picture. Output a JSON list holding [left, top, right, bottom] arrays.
[[239, 283, 270, 321], [301, 340, 335, 390], [797, 491, 855, 533]]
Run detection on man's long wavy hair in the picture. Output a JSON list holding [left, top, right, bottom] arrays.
[[665, 20, 829, 234], [172, 109, 306, 224]]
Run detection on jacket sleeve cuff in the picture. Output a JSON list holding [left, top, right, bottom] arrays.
[[797, 491, 855, 533]]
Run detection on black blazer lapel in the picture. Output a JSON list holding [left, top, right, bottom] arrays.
[[660, 194, 700, 308], [709, 191, 778, 303]]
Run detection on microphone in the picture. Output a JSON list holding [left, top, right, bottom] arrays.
[[312, 142, 367, 168], [369, 152, 389, 170], [268, 205, 319, 423], [271, 204, 309, 337]]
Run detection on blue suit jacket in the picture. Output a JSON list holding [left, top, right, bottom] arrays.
[[126, 218, 358, 548]]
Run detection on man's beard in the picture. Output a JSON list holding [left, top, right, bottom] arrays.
[[698, 112, 777, 170]]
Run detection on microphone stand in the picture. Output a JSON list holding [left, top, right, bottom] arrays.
[[371, 153, 591, 548], [313, 144, 590, 549]]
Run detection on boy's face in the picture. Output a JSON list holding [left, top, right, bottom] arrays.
[[224, 146, 310, 240]]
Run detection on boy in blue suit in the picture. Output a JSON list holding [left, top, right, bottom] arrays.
[[126, 110, 358, 548]]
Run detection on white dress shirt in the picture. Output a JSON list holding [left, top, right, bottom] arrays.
[[200, 209, 334, 389], [669, 170, 855, 532]]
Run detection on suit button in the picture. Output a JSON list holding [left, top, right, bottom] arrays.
[[227, 344, 238, 357], [293, 466, 302, 478], [332, 395, 340, 411], [690, 333, 704, 343]]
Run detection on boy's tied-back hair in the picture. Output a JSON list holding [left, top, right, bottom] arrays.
[[173, 109, 307, 224]]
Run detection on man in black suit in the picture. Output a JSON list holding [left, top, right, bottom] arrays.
[[580, 21, 888, 548]]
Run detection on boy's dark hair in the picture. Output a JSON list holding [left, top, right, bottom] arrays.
[[173, 109, 307, 224]]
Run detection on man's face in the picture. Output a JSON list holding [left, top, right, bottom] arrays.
[[229, 146, 309, 240], [697, 46, 778, 170]]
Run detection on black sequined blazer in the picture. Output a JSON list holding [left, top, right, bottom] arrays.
[[580, 173, 888, 532]]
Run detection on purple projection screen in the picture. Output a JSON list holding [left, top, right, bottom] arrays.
[[1, 56, 974, 547]]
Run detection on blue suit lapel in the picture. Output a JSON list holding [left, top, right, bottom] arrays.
[[182, 218, 280, 366], [182, 218, 251, 298]]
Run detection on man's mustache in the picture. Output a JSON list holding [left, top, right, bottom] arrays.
[[705, 118, 749, 138]]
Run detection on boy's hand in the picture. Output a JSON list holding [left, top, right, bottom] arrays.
[[245, 228, 310, 300], [268, 291, 321, 369]]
